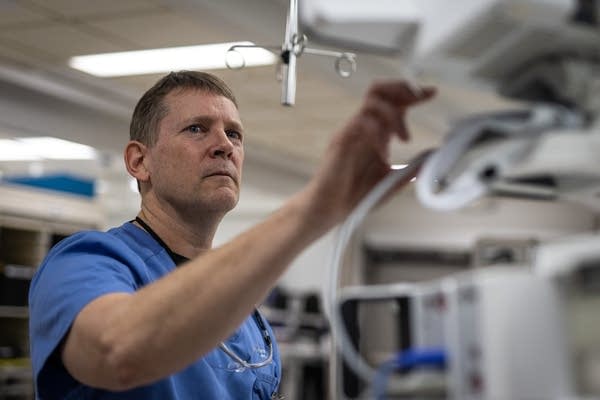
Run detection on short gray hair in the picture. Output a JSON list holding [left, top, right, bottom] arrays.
[[129, 71, 238, 146]]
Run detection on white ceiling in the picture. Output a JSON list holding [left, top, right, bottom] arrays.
[[0, 0, 516, 193]]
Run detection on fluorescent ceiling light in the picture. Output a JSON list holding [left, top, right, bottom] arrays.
[[0, 137, 97, 161], [69, 41, 277, 77], [391, 164, 407, 170], [18, 137, 97, 160], [0, 139, 42, 161]]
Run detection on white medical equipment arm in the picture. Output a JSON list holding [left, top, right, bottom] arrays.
[[415, 23, 600, 212], [414, 105, 598, 211]]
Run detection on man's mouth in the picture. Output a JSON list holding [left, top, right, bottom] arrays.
[[206, 170, 236, 182]]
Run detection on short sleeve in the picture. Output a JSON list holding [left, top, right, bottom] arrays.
[[28, 231, 142, 398]]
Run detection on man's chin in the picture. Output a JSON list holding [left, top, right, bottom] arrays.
[[191, 183, 239, 212], [206, 190, 239, 212]]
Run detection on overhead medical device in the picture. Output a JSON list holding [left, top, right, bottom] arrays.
[[297, 0, 600, 211], [410, 0, 600, 212], [226, 0, 356, 106]]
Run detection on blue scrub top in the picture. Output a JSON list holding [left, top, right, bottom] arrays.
[[29, 222, 281, 400]]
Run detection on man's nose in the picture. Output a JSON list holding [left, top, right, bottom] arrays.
[[210, 130, 234, 159]]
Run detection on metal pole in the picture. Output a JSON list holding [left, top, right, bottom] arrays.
[[281, 0, 298, 106]]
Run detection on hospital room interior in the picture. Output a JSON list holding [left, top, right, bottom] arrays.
[[0, 0, 599, 399]]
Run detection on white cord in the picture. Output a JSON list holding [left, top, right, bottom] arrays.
[[325, 150, 432, 384]]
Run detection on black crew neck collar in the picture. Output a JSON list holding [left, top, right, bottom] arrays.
[[133, 217, 189, 266]]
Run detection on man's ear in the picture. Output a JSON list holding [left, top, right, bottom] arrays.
[[124, 141, 150, 183]]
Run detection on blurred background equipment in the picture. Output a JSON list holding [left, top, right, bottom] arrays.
[[307, 1, 600, 398]]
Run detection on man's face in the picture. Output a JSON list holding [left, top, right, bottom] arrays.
[[145, 89, 244, 215]]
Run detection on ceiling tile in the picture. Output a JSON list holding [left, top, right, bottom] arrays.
[[0, 0, 48, 26], [86, 9, 244, 50], [0, 23, 125, 61], [24, 0, 164, 18], [0, 35, 63, 65], [106, 73, 168, 95]]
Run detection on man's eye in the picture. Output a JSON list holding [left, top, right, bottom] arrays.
[[185, 124, 205, 134], [227, 131, 242, 141]]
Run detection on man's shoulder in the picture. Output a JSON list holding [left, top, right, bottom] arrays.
[[50, 223, 131, 253]]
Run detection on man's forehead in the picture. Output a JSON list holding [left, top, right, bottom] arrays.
[[165, 88, 236, 107], [162, 89, 242, 126]]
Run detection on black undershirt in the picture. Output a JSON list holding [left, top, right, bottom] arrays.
[[134, 217, 189, 266]]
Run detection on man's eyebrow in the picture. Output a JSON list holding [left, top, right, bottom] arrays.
[[227, 119, 244, 132]]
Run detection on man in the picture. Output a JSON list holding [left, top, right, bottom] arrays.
[[29, 71, 435, 399]]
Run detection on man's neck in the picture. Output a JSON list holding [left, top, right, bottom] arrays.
[[136, 202, 223, 259]]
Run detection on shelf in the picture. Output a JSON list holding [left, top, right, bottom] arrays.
[[0, 362, 33, 398], [0, 306, 28, 319]]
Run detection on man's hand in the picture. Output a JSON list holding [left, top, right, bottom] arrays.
[[300, 80, 436, 232]]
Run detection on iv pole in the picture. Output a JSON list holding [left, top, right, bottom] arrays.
[[281, 0, 299, 106], [226, 0, 357, 106]]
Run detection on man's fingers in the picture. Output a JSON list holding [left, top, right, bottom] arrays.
[[361, 81, 435, 142], [395, 118, 410, 142], [411, 86, 437, 103], [368, 80, 437, 106], [361, 95, 401, 138]]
